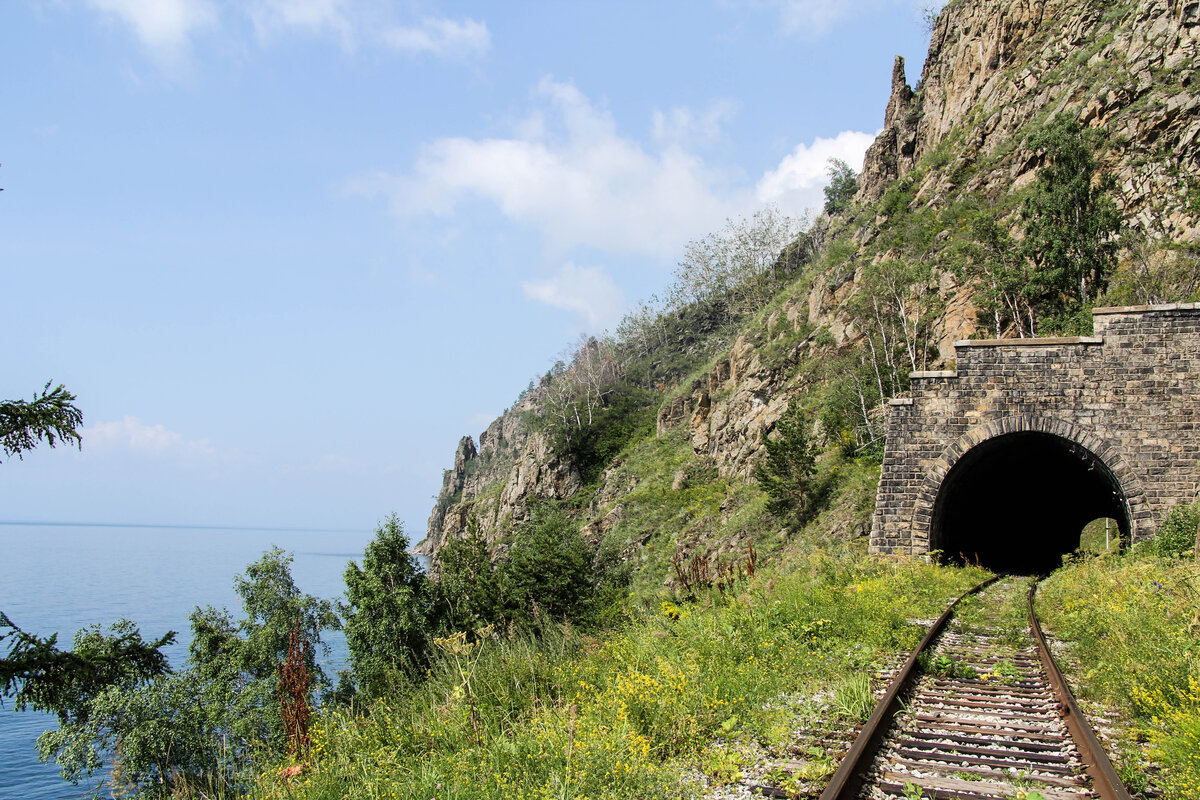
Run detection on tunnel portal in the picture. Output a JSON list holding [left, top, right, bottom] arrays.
[[929, 432, 1129, 574], [871, 305, 1200, 558]]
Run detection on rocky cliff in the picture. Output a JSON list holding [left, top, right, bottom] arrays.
[[415, 389, 581, 558], [420, 0, 1199, 561], [863, 0, 1199, 236]]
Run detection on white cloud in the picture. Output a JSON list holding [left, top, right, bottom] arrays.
[[79, 1, 488, 63], [350, 77, 740, 260], [756, 129, 877, 217], [84, 0, 216, 57], [87, 415, 219, 458], [351, 78, 877, 269], [523, 263, 626, 332], [380, 17, 490, 59]]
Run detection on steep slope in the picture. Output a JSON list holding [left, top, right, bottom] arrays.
[[419, 0, 1199, 576]]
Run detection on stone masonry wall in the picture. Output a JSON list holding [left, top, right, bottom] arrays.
[[871, 303, 1200, 555]]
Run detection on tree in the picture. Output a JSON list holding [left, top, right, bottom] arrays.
[[754, 399, 818, 526], [0, 614, 173, 721], [436, 516, 503, 633], [667, 207, 804, 327], [1022, 116, 1122, 314], [823, 158, 858, 216], [342, 514, 434, 697], [500, 504, 595, 625], [954, 207, 1040, 337], [34, 549, 340, 795], [1, 381, 82, 462]]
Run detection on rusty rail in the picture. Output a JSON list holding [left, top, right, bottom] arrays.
[[1027, 580, 1132, 800], [817, 575, 1132, 800], [817, 575, 999, 800]]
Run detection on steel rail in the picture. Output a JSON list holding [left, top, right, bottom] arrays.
[[817, 575, 999, 800], [1027, 580, 1132, 800], [817, 575, 1132, 800]]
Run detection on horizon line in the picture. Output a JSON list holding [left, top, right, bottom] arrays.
[[0, 520, 367, 534]]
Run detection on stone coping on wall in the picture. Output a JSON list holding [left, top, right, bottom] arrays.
[[952, 336, 1104, 347], [910, 370, 958, 378], [1092, 302, 1200, 315]]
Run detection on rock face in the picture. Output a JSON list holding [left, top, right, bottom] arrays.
[[415, 390, 581, 558], [859, 56, 920, 204], [860, 0, 1200, 241]]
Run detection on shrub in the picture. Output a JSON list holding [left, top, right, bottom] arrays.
[[500, 504, 595, 625], [1155, 502, 1199, 559], [754, 398, 819, 526], [435, 515, 504, 632]]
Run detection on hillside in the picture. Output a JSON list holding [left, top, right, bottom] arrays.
[[418, 0, 1199, 585]]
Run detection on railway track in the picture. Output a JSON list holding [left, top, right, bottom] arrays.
[[812, 576, 1131, 800]]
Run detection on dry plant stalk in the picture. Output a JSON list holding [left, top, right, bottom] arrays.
[[277, 621, 312, 757]]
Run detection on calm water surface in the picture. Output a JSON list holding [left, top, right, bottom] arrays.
[[0, 523, 374, 799]]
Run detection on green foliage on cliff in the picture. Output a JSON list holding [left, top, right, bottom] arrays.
[[754, 399, 818, 526], [1021, 116, 1123, 322]]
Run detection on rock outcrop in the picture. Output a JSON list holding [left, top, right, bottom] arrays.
[[416, 390, 581, 558], [861, 0, 1200, 240]]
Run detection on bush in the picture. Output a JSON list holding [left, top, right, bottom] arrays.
[[35, 549, 339, 797], [754, 399, 819, 526], [435, 515, 504, 632], [823, 159, 858, 216], [563, 382, 656, 485], [500, 503, 597, 626], [1155, 502, 1199, 559]]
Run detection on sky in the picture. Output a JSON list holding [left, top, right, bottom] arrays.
[[2, 0, 942, 540]]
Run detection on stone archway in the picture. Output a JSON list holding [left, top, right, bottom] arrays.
[[914, 417, 1145, 573], [869, 305, 1200, 559]]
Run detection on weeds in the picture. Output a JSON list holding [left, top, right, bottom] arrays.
[[249, 554, 982, 799], [1041, 554, 1200, 799], [832, 673, 875, 722]]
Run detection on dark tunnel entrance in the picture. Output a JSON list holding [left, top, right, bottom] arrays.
[[930, 432, 1130, 574]]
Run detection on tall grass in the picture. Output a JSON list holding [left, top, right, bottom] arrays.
[[1040, 553, 1200, 799], [250, 554, 983, 800]]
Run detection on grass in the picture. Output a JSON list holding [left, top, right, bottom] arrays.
[[249, 554, 985, 800], [1039, 552, 1200, 799]]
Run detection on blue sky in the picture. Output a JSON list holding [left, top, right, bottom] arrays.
[[2, 0, 939, 539]]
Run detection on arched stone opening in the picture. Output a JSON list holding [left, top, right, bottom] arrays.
[[929, 431, 1130, 574]]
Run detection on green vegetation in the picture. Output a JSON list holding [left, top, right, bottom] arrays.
[[10, 548, 339, 797], [1021, 116, 1122, 326], [823, 159, 858, 217], [342, 514, 436, 697], [249, 555, 983, 800], [1041, 552, 1200, 799], [0, 381, 83, 463], [754, 398, 820, 526], [1149, 503, 1199, 560]]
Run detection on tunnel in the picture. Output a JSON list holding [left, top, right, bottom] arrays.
[[929, 431, 1130, 574]]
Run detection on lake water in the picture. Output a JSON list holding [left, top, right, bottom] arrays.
[[0, 523, 375, 799]]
